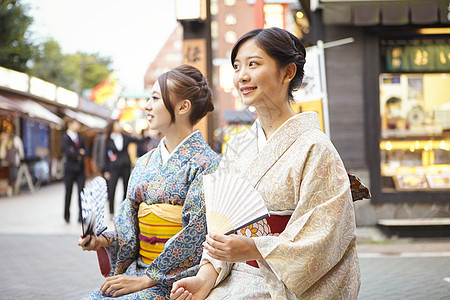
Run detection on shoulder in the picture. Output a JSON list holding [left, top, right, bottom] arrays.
[[135, 148, 158, 166], [200, 141, 220, 159], [123, 134, 134, 141], [194, 143, 220, 172], [298, 128, 336, 153], [104, 138, 114, 146], [62, 134, 71, 143]]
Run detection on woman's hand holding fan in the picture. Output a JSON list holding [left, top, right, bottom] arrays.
[[203, 170, 269, 235], [203, 231, 264, 262], [202, 170, 268, 262]]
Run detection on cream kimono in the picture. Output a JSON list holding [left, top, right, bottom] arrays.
[[204, 112, 360, 299]]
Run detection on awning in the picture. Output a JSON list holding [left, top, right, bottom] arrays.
[[223, 109, 256, 124], [320, 0, 450, 26], [0, 93, 63, 126], [64, 109, 108, 130], [0, 94, 28, 114], [22, 100, 63, 125]]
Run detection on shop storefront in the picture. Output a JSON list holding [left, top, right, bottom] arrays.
[[380, 40, 450, 194], [0, 67, 111, 191], [367, 32, 450, 204], [305, 0, 450, 225]]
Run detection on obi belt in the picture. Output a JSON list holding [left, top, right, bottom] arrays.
[[138, 202, 183, 265], [245, 211, 292, 268]]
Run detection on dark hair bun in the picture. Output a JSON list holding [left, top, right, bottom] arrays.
[[158, 64, 214, 125]]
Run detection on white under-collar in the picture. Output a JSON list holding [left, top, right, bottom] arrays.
[[255, 120, 268, 151], [160, 130, 199, 165]]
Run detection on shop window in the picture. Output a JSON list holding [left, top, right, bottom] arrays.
[[379, 73, 450, 192]]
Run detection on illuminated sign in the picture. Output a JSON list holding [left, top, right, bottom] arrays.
[[386, 44, 450, 72]]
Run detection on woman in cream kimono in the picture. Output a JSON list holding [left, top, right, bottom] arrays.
[[78, 65, 220, 299], [171, 28, 360, 299]]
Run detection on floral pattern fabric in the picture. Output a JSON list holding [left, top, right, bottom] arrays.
[[82, 131, 220, 300], [205, 112, 360, 299]]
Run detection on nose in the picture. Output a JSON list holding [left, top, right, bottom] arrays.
[[145, 99, 152, 111], [237, 67, 249, 83]]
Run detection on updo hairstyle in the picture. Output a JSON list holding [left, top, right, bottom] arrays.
[[157, 64, 214, 125]]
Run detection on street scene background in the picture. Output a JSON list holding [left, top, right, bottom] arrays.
[[1, 0, 450, 299]]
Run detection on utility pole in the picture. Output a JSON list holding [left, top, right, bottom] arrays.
[[176, 0, 213, 144]]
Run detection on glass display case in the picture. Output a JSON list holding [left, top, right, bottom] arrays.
[[379, 73, 450, 192]]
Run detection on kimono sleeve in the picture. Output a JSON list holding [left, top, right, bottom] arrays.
[[200, 250, 233, 287], [252, 142, 358, 297], [99, 158, 146, 276], [145, 169, 210, 286]]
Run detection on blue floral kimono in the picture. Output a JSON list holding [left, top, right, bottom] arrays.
[[82, 131, 219, 300]]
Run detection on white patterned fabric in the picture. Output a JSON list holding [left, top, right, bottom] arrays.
[[204, 112, 360, 299]]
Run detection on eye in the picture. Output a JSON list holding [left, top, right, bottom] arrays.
[[233, 63, 240, 71], [151, 96, 160, 102], [249, 61, 258, 67]]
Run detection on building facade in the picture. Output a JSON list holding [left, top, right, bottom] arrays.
[[0, 67, 110, 193], [308, 0, 450, 226]]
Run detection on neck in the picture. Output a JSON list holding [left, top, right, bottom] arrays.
[[163, 124, 194, 153], [256, 100, 295, 139]]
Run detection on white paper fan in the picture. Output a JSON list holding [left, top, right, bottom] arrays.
[[81, 176, 108, 244], [203, 170, 269, 235]]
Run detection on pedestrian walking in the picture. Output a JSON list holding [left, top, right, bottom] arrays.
[[136, 127, 160, 158], [102, 119, 140, 217], [62, 118, 87, 223]]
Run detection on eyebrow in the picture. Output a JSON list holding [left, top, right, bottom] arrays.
[[234, 55, 264, 63], [247, 55, 263, 60]]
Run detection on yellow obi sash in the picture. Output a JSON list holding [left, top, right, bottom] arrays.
[[138, 202, 183, 265]]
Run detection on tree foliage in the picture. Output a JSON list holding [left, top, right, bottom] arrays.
[[0, 0, 113, 93], [30, 39, 112, 92], [0, 0, 33, 72]]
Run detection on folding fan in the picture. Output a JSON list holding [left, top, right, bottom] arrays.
[[81, 176, 108, 246], [203, 170, 269, 235]]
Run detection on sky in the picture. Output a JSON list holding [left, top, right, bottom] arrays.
[[23, 0, 178, 93]]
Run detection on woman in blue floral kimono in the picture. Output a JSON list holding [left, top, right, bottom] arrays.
[[78, 65, 220, 299]]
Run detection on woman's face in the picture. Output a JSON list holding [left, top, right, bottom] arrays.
[[232, 39, 286, 109], [145, 81, 173, 132]]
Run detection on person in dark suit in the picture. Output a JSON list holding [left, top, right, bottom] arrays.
[[103, 120, 139, 216], [136, 127, 160, 157], [62, 118, 87, 223]]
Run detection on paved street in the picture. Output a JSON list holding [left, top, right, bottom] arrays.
[[0, 180, 449, 299]]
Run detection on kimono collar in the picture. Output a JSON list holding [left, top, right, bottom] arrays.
[[245, 112, 321, 188], [159, 130, 203, 167]]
